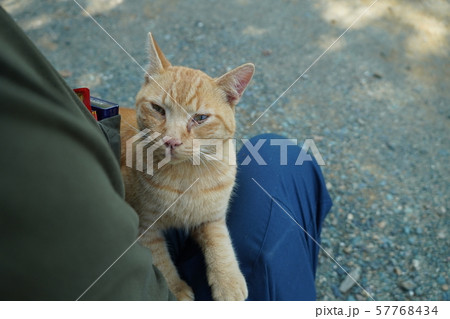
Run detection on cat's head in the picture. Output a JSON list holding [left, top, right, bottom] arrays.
[[135, 33, 254, 162]]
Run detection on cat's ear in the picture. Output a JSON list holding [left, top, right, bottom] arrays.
[[215, 63, 255, 107], [146, 32, 171, 76]]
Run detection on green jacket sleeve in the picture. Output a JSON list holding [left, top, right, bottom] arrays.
[[0, 6, 175, 301]]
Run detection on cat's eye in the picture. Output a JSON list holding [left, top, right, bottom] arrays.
[[192, 114, 209, 123], [151, 103, 165, 116]]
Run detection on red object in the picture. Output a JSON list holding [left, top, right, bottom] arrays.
[[73, 87, 97, 120]]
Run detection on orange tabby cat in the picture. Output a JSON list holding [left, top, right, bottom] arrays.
[[120, 33, 254, 301]]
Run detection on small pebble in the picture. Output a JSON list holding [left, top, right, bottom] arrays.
[[442, 284, 449, 291], [385, 142, 395, 150], [339, 266, 361, 293], [343, 246, 352, 254], [398, 280, 416, 291], [373, 73, 382, 79], [355, 294, 365, 301], [412, 259, 420, 271], [394, 267, 403, 275]]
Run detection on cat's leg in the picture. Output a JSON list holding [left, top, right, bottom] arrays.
[[140, 229, 194, 301], [193, 218, 248, 301]]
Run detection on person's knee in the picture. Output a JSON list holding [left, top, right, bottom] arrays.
[[235, 133, 327, 205]]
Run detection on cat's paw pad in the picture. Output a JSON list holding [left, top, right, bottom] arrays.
[[211, 270, 248, 301], [172, 280, 195, 301]]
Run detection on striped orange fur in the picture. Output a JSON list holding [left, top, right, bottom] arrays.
[[120, 33, 254, 301]]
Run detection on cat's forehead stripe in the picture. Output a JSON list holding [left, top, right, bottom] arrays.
[[168, 70, 181, 103], [161, 87, 168, 105], [162, 71, 207, 111], [185, 76, 203, 110]]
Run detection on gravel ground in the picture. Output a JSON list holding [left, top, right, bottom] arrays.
[[3, 0, 449, 301]]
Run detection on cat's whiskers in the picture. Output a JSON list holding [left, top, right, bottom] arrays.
[[201, 152, 219, 162], [186, 151, 219, 175], [198, 151, 227, 173], [201, 150, 229, 166], [198, 153, 214, 176]]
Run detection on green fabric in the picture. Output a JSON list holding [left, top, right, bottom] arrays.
[[98, 115, 122, 164], [0, 6, 175, 301]]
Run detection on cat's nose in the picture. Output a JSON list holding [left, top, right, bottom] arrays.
[[163, 136, 182, 149]]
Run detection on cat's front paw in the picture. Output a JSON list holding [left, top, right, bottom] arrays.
[[171, 280, 195, 301], [210, 270, 248, 301]]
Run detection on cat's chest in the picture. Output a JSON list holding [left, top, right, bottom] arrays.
[[135, 169, 235, 229]]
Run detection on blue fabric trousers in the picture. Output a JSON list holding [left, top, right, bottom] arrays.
[[167, 134, 332, 301]]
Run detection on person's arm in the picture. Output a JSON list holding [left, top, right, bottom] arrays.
[[0, 6, 174, 300]]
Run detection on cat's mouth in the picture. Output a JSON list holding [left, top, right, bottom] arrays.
[[153, 145, 190, 163], [169, 149, 181, 160]]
